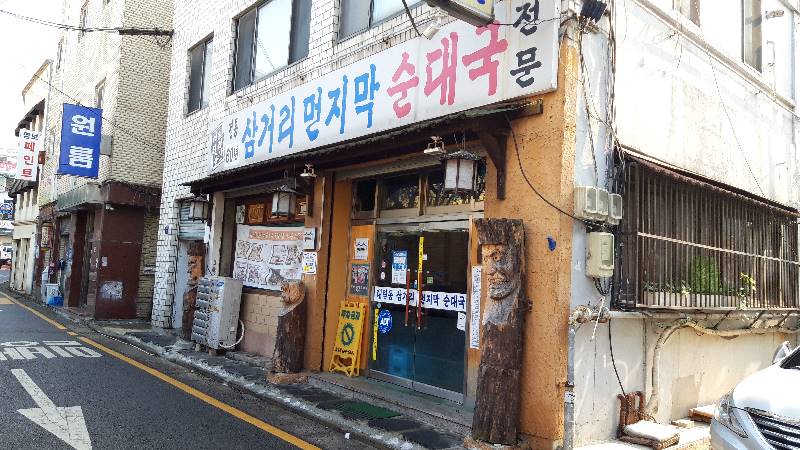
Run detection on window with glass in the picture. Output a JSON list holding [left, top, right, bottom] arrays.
[[188, 38, 213, 113], [742, 0, 762, 72], [351, 162, 487, 219], [232, 0, 311, 91], [339, 0, 422, 38]]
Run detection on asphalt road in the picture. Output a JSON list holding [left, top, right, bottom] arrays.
[[0, 295, 373, 450]]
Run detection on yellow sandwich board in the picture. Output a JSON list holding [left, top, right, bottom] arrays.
[[329, 301, 366, 377]]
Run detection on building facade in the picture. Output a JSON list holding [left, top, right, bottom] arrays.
[[155, 0, 580, 446], [35, 0, 173, 319], [570, 0, 800, 445], [154, 0, 800, 447], [7, 61, 50, 296]]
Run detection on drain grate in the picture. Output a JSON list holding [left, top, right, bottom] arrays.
[[335, 401, 401, 420]]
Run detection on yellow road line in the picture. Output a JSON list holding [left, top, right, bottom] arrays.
[[0, 298, 13, 305], [79, 337, 319, 450], [2, 293, 67, 330], [67, 331, 78, 336]]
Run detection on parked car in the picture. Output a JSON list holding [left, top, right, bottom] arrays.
[[0, 245, 11, 266], [711, 341, 800, 449]]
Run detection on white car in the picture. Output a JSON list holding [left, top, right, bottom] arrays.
[[711, 342, 800, 449]]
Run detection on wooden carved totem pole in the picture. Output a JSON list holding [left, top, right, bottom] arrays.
[[472, 218, 528, 445], [272, 280, 307, 373], [181, 242, 205, 340]]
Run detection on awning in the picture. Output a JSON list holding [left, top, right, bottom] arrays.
[[186, 100, 535, 194]]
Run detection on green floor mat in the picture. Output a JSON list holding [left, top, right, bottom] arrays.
[[336, 401, 401, 420]]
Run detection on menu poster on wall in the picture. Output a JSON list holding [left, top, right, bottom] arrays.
[[349, 263, 370, 297], [470, 266, 482, 349], [233, 225, 304, 291]]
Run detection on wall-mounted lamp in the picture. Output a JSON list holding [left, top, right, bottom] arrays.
[[187, 195, 210, 221], [422, 7, 449, 40], [271, 185, 298, 217], [424, 136, 445, 155], [300, 164, 317, 179], [442, 150, 482, 195]]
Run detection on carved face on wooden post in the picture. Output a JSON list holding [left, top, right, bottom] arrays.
[[478, 220, 524, 327]]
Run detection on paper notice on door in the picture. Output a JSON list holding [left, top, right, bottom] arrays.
[[354, 238, 369, 260], [470, 266, 482, 349], [457, 312, 466, 330], [391, 250, 407, 285]]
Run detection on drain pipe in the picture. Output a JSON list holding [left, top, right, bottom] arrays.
[[646, 318, 800, 416], [563, 305, 606, 449]]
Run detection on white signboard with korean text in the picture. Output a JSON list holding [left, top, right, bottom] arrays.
[[373, 286, 468, 312], [207, 0, 558, 174], [233, 225, 304, 291], [15, 129, 40, 181], [470, 266, 482, 348]]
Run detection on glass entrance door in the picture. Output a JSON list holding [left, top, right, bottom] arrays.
[[369, 223, 469, 402]]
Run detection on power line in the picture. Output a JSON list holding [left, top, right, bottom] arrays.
[[0, 9, 172, 35]]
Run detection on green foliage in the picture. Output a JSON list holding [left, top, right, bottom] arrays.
[[688, 256, 722, 295]]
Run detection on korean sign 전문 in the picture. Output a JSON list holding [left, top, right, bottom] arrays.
[[58, 103, 102, 178], [16, 129, 40, 181], [207, 0, 558, 174]]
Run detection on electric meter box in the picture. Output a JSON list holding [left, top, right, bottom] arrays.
[[574, 186, 598, 220], [586, 232, 615, 278], [608, 193, 623, 225], [191, 276, 243, 350]]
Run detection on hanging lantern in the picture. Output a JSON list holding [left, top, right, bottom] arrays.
[[271, 185, 298, 217], [442, 150, 482, 195], [187, 195, 210, 221]]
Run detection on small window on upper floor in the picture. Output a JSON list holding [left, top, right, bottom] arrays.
[[79, 3, 88, 40], [339, 0, 422, 39], [232, 0, 311, 92], [95, 80, 105, 108], [188, 38, 213, 113], [742, 0, 762, 72], [674, 0, 700, 26]]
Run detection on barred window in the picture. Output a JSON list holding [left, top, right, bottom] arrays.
[[616, 159, 799, 310]]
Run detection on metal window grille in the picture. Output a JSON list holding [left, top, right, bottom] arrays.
[[615, 160, 799, 311]]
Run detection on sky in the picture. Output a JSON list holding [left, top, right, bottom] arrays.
[[0, 0, 62, 157]]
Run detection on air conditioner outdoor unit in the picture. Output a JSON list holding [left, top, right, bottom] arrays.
[[191, 276, 243, 350]]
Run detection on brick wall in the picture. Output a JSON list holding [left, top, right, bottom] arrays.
[[238, 293, 284, 356], [153, 0, 447, 325]]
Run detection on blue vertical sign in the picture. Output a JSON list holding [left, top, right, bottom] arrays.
[[58, 103, 102, 178]]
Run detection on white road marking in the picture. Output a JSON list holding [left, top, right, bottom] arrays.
[[11, 369, 92, 450]]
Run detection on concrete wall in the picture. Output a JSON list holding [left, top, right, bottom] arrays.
[[569, 0, 800, 445]]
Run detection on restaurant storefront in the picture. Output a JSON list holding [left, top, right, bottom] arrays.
[[178, 0, 581, 444]]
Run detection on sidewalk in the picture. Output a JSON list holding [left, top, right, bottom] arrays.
[[7, 288, 468, 450]]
